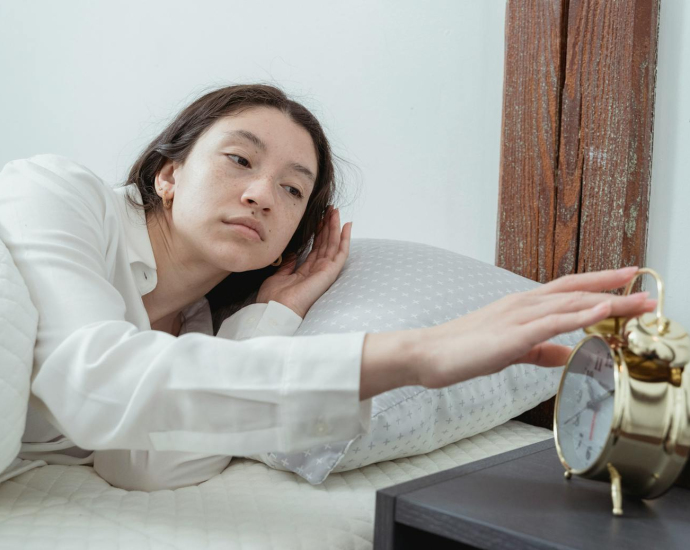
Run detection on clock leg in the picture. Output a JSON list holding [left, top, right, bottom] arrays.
[[607, 463, 623, 516]]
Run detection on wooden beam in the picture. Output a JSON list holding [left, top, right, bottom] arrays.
[[497, 0, 660, 429]]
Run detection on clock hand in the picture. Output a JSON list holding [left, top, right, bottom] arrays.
[[586, 388, 615, 411], [561, 389, 615, 426], [563, 409, 583, 425], [589, 411, 597, 440], [585, 377, 596, 401]]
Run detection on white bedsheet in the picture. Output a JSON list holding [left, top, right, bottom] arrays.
[[0, 420, 552, 550]]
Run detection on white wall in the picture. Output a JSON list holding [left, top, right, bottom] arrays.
[[0, 0, 506, 265], [646, 0, 690, 330]]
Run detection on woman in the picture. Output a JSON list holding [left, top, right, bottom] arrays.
[[0, 84, 656, 491]]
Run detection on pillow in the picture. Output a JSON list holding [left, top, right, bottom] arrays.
[[248, 238, 584, 483], [0, 236, 39, 481]]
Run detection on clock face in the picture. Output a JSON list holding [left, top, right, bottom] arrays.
[[556, 337, 616, 472]]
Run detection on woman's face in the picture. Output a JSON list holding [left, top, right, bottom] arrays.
[[156, 106, 318, 273]]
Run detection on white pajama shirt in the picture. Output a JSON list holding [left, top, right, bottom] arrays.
[[0, 154, 372, 490]]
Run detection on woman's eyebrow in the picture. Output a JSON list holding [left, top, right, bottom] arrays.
[[222, 129, 316, 183], [289, 162, 315, 183], [221, 130, 266, 151]]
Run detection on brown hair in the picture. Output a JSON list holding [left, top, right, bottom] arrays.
[[121, 84, 343, 333]]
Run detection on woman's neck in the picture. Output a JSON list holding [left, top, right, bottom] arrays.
[[150, 310, 183, 336], [143, 211, 228, 326]]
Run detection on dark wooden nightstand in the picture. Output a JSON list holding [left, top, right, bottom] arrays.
[[374, 439, 690, 549]]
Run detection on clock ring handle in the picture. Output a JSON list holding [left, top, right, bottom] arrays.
[[622, 267, 670, 334]]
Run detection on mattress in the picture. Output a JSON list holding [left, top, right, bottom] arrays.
[[0, 420, 552, 550]]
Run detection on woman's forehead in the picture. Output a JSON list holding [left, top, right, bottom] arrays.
[[210, 107, 296, 137], [206, 109, 317, 167]]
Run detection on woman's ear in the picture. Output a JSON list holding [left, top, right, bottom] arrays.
[[155, 159, 177, 201]]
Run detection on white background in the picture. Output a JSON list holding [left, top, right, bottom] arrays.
[[0, 0, 686, 327], [647, 0, 689, 330]]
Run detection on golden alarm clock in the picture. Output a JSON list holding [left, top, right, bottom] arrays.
[[553, 268, 690, 515]]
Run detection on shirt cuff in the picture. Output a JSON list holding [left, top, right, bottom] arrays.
[[146, 330, 371, 456], [279, 331, 372, 453], [216, 300, 302, 340]]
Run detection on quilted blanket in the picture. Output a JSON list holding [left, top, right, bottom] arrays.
[[0, 420, 552, 550]]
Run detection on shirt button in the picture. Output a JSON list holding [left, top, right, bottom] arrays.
[[246, 316, 257, 324], [315, 421, 331, 435], [268, 318, 278, 327]]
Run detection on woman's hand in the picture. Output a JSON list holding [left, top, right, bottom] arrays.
[[412, 266, 657, 389], [256, 205, 352, 318]]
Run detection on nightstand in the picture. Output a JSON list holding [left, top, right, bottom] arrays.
[[374, 439, 690, 549]]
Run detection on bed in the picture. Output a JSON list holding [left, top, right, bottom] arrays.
[[0, 421, 551, 550], [0, 1, 660, 549]]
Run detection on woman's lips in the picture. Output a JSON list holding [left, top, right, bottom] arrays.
[[223, 222, 262, 241]]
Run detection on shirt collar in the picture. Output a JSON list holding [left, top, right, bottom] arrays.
[[112, 184, 158, 295], [111, 183, 212, 330]]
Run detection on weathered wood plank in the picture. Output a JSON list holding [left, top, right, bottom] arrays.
[[496, 0, 568, 284], [553, 0, 659, 287]]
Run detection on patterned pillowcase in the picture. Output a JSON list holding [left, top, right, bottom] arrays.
[[248, 238, 583, 483]]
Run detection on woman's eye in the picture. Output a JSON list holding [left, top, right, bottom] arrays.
[[285, 186, 304, 199], [227, 154, 250, 168]]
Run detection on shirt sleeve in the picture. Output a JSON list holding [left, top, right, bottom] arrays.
[[0, 155, 372, 457], [91, 299, 365, 491], [216, 300, 303, 340]]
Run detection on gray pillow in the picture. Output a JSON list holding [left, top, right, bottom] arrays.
[[248, 238, 582, 483]]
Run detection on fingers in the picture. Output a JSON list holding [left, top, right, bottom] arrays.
[[316, 205, 335, 260], [301, 206, 351, 271], [315, 206, 332, 260], [316, 206, 350, 262], [337, 220, 352, 264], [518, 298, 634, 351], [514, 290, 657, 324], [309, 207, 328, 253], [326, 207, 353, 265], [515, 342, 574, 368], [528, 266, 640, 296], [324, 207, 341, 260]]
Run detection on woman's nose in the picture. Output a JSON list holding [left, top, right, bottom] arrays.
[[241, 176, 276, 210]]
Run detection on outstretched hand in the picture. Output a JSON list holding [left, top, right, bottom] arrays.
[[414, 266, 658, 389], [256, 205, 352, 318]]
